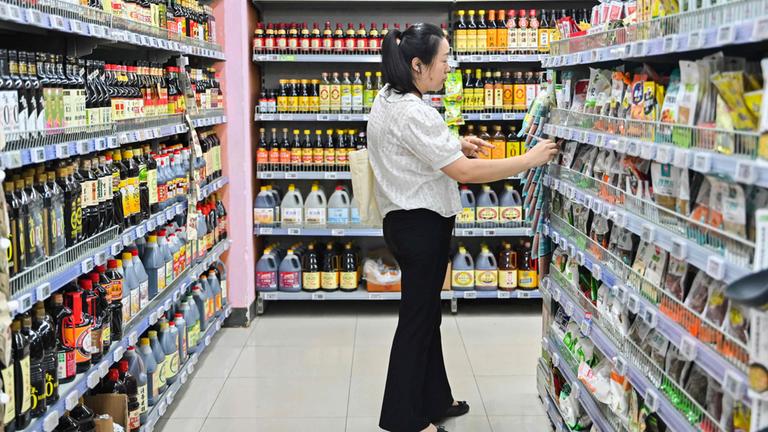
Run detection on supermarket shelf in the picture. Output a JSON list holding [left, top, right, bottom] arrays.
[[451, 289, 541, 299], [543, 171, 752, 284], [253, 53, 382, 63], [141, 304, 231, 432], [461, 112, 525, 121], [543, 11, 768, 68], [9, 175, 228, 316], [542, 119, 768, 188], [542, 222, 751, 405], [257, 171, 351, 180], [1, 111, 227, 170], [259, 288, 539, 302], [542, 337, 616, 432], [542, 276, 698, 432], [253, 225, 533, 237], [0, 1, 224, 60], [456, 54, 544, 63], [254, 112, 369, 122], [19, 239, 231, 432], [197, 176, 229, 201]]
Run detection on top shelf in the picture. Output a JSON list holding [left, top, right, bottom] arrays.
[[0, 1, 224, 61], [253, 52, 540, 65]]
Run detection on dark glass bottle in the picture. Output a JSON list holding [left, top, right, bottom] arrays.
[[21, 315, 46, 418], [11, 319, 31, 430], [52, 414, 79, 432], [6, 177, 22, 277], [32, 304, 59, 405], [69, 402, 96, 432], [63, 287, 93, 374], [47, 293, 76, 384]]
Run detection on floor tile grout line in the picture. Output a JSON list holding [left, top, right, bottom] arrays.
[[345, 315, 359, 432], [454, 314, 494, 432]]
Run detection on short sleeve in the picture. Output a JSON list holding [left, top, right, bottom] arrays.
[[402, 105, 463, 171]]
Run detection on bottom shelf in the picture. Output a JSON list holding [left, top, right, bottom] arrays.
[[141, 305, 232, 432], [258, 288, 542, 301]]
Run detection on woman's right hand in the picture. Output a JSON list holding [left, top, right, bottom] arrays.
[[522, 139, 559, 168]]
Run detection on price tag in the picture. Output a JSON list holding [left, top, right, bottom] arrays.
[[369, 293, 384, 300], [723, 370, 746, 399], [670, 238, 688, 260], [36, 282, 51, 302], [339, 114, 351, 121], [461, 229, 475, 237], [616, 138, 628, 154], [259, 114, 275, 121], [592, 263, 602, 281], [263, 292, 278, 300], [480, 113, 492, 121], [552, 286, 561, 303], [591, 199, 602, 214], [55, 143, 70, 159], [463, 291, 478, 299], [158, 212, 167, 224], [129, 331, 138, 345], [559, 237, 567, 250], [640, 142, 656, 160], [166, 208, 175, 219], [627, 140, 640, 156], [112, 346, 126, 363], [283, 172, 298, 179], [502, 113, 516, 121], [518, 290, 532, 299], [564, 301, 575, 317], [81, 258, 94, 274], [752, 17, 768, 41], [689, 31, 702, 49], [489, 55, 503, 62], [260, 172, 274, 179], [98, 362, 110, 378], [706, 255, 725, 280], [147, 219, 156, 231], [576, 251, 585, 266], [583, 195, 593, 209], [497, 291, 511, 299], [693, 153, 712, 173], [717, 24, 735, 45], [311, 292, 326, 300], [615, 356, 628, 376], [78, 140, 90, 155], [643, 308, 657, 328], [94, 251, 107, 266], [65, 392, 80, 411], [87, 372, 100, 389], [567, 244, 576, 258], [94, 137, 106, 151], [627, 294, 640, 313], [136, 225, 146, 238], [324, 172, 338, 180], [735, 160, 757, 184], [641, 224, 655, 242], [655, 146, 673, 164], [644, 389, 660, 412], [158, 400, 167, 416], [111, 242, 122, 256], [551, 231, 560, 244], [30, 147, 46, 163], [29, 9, 48, 28], [287, 228, 302, 235], [316, 114, 331, 121], [259, 227, 273, 235], [6, 4, 22, 22], [483, 229, 496, 237], [331, 229, 345, 236], [623, 43, 632, 58], [552, 352, 560, 368], [673, 148, 690, 168], [580, 319, 591, 337], [613, 211, 627, 228], [107, 136, 118, 148], [586, 132, 598, 145], [679, 336, 698, 361], [663, 35, 676, 52], [632, 41, 646, 57]]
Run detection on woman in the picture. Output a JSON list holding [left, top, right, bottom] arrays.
[[367, 23, 558, 432]]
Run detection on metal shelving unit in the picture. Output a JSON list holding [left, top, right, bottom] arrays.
[[254, 225, 533, 237]]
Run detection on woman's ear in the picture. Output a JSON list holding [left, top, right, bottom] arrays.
[[411, 57, 422, 74]]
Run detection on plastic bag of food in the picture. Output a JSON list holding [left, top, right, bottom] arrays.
[[575, 336, 598, 367], [723, 183, 747, 238], [585, 68, 612, 115], [651, 163, 679, 211], [664, 257, 688, 302], [677, 60, 700, 126], [573, 203, 591, 234], [704, 280, 729, 327], [684, 364, 709, 407], [579, 358, 612, 403], [705, 378, 724, 420], [676, 168, 691, 216], [443, 71, 465, 127], [589, 215, 611, 249], [664, 346, 689, 383], [660, 69, 681, 123], [561, 140, 580, 168], [684, 270, 711, 314]]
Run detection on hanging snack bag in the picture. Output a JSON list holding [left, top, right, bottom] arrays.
[[724, 302, 749, 345], [684, 270, 711, 315], [705, 378, 724, 420], [628, 72, 648, 120], [683, 364, 710, 408], [676, 168, 691, 216], [676, 60, 700, 126], [704, 280, 729, 327], [571, 79, 590, 113], [723, 183, 747, 238], [584, 68, 612, 115], [660, 69, 681, 123], [711, 71, 758, 131], [561, 140, 580, 168], [650, 163, 678, 211], [443, 71, 465, 127], [664, 257, 689, 302]]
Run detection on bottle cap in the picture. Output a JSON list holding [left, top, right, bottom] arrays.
[[118, 360, 129, 373], [79, 279, 93, 290]]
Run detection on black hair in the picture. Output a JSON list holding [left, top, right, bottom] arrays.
[[381, 23, 446, 95]]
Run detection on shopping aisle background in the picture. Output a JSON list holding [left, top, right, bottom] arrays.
[[155, 302, 548, 432]]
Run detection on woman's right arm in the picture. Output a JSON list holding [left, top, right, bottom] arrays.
[[442, 138, 559, 184]]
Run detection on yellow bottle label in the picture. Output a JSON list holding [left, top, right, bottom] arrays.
[[452, 270, 474, 288], [538, 29, 550, 52], [330, 84, 341, 110], [277, 95, 287, 112], [475, 270, 498, 288], [518, 270, 538, 288], [467, 29, 477, 51], [477, 30, 487, 50], [319, 84, 330, 111], [303, 272, 321, 290], [456, 29, 468, 52], [321, 272, 339, 290], [494, 88, 504, 109], [484, 88, 494, 109], [499, 270, 518, 290], [513, 85, 526, 109], [473, 89, 484, 110], [2, 365, 15, 425], [463, 88, 474, 110], [506, 141, 519, 158], [309, 96, 320, 112], [457, 208, 475, 224], [340, 272, 357, 290], [20, 356, 31, 413]]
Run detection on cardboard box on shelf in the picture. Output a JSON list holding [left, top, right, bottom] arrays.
[[84, 394, 128, 431]]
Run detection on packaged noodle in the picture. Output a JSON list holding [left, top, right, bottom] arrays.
[[650, 162, 678, 211], [711, 71, 758, 131], [443, 71, 465, 127]]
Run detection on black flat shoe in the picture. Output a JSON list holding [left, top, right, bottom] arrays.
[[444, 401, 470, 418], [437, 427, 448, 432]]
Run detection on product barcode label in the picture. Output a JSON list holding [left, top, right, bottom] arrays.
[[36, 282, 51, 302], [311, 293, 326, 301], [497, 291, 511, 299], [717, 24, 735, 45], [735, 161, 757, 184], [463, 291, 478, 299], [31, 147, 46, 163], [81, 258, 94, 274], [287, 228, 302, 235], [369, 293, 384, 300], [706, 255, 725, 280]]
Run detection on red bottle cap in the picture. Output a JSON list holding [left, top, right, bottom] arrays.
[[108, 368, 120, 382], [79, 279, 93, 290], [118, 360, 129, 373], [107, 259, 118, 269], [90, 273, 100, 284], [175, 313, 184, 318], [132, 249, 139, 257], [95, 265, 106, 273]]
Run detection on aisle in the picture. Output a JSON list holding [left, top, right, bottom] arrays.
[[154, 302, 548, 432]]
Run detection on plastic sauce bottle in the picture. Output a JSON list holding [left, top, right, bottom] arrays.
[[63, 289, 92, 374], [279, 249, 302, 292], [451, 246, 475, 291], [207, 269, 223, 314], [499, 184, 523, 224], [281, 184, 304, 227], [518, 241, 538, 289], [182, 298, 201, 354], [458, 186, 476, 227], [474, 245, 498, 291], [304, 184, 327, 227], [173, 313, 188, 363], [328, 186, 350, 228], [137, 338, 160, 406], [147, 331, 167, 394], [156, 230, 174, 288], [256, 248, 279, 292], [158, 320, 179, 384], [253, 186, 276, 227], [350, 195, 361, 226], [192, 285, 209, 333], [476, 185, 499, 225], [121, 253, 140, 320], [142, 235, 165, 300], [124, 346, 148, 422], [498, 243, 519, 291]]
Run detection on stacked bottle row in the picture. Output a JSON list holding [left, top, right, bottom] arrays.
[[254, 183, 361, 229], [458, 183, 524, 227], [461, 124, 525, 160], [257, 71, 383, 114], [451, 242, 538, 291], [256, 242, 360, 293], [460, 68, 545, 112], [188, 67, 224, 112], [253, 21, 447, 54], [0, 49, 211, 137], [94, 0, 217, 43], [1, 261, 227, 432], [256, 128, 367, 171], [4, 137, 224, 277], [452, 8, 591, 54]]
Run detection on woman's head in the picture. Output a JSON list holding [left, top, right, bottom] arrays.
[[381, 23, 451, 95]]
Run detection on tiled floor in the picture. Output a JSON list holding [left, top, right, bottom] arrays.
[[157, 301, 551, 432]]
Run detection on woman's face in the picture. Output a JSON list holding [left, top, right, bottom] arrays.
[[414, 38, 451, 94]]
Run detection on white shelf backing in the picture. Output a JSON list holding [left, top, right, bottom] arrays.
[[543, 111, 768, 188], [544, 166, 753, 284], [545, 0, 768, 68], [253, 225, 533, 237], [543, 221, 751, 406]]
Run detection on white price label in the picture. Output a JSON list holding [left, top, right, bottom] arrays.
[[592, 263, 602, 280], [518, 290, 532, 299], [688, 31, 702, 48], [655, 146, 673, 164], [136, 225, 146, 237], [641, 224, 655, 242], [643, 308, 657, 328], [489, 55, 503, 62], [627, 295, 640, 313], [149, 311, 158, 325], [673, 148, 690, 168], [77, 140, 89, 154], [717, 25, 735, 45], [616, 138, 628, 154], [706, 255, 725, 280], [586, 132, 597, 145], [94, 251, 106, 266], [331, 229, 346, 236], [95, 137, 106, 150], [576, 252, 585, 266], [324, 172, 338, 180], [147, 219, 156, 231], [482, 229, 496, 237], [129, 331, 138, 345], [30, 147, 46, 163], [671, 238, 687, 260], [735, 161, 757, 184], [312, 293, 326, 300], [558, 237, 567, 250], [111, 242, 122, 256], [36, 283, 51, 301], [591, 199, 602, 213], [502, 113, 516, 121], [55, 143, 70, 159], [81, 258, 94, 274], [287, 228, 302, 235], [112, 346, 126, 363], [663, 35, 676, 52], [640, 142, 656, 160], [615, 356, 628, 376], [463, 291, 478, 299], [497, 291, 511, 299], [552, 353, 560, 368], [259, 227, 273, 235], [6, 5, 22, 22], [613, 211, 627, 228], [263, 292, 278, 300], [680, 336, 698, 361], [369, 293, 384, 300], [580, 319, 591, 336], [339, 114, 352, 121], [693, 153, 712, 172], [564, 301, 575, 317], [87, 372, 100, 389], [644, 389, 660, 412], [552, 287, 561, 303], [552, 232, 560, 244], [723, 370, 746, 398], [627, 140, 640, 156], [567, 244, 576, 258], [65, 392, 80, 411], [753, 17, 768, 41]]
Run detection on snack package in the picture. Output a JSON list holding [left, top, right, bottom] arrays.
[[711, 71, 758, 131], [589, 215, 611, 249], [643, 79, 658, 121], [697, 53, 725, 127], [561, 140, 580, 168], [608, 226, 636, 267], [564, 253, 580, 286], [575, 336, 598, 367], [443, 71, 465, 127], [608, 70, 629, 118], [664, 257, 689, 302], [677, 60, 700, 126], [747, 186, 768, 241], [664, 345, 689, 383], [723, 183, 747, 238], [684, 270, 711, 314], [705, 378, 724, 420], [683, 364, 709, 408], [572, 79, 590, 112], [724, 301, 749, 345], [629, 72, 648, 120], [660, 69, 681, 123], [584, 68, 612, 115], [579, 358, 613, 404], [676, 168, 691, 216], [573, 203, 591, 234], [703, 280, 729, 326], [650, 163, 678, 211], [759, 58, 768, 160]]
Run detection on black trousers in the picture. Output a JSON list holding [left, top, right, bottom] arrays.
[[379, 209, 455, 432]]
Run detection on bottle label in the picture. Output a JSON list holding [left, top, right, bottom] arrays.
[[165, 262, 173, 287], [190, 322, 201, 349], [43, 354, 57, 400], [102, 326, 111, 352], [364, 89, 375, 108], [140, 280, 149, 308], [500, 206, 523, 222], [157, 267, 166, 291], [281, 207, 303, 225], [63, 325, 93, 364], [131, 288, 141, 318], [56, 350, 75, 380], [165, 352, 179, 379], [30, 363, 45, 413], [456, 29, 467, 52], [457, 208, 475, 224], [525, 84, 536, 110], [352, 86, 363, 109], [351, 207, 361, 225], [148, 169, 159, 205], [303, 272, 320, 291], [513, 85, 526, 109], [452, 270, 474, 289], [206, 298, 214, 322], [129, 408, 141, 430], [216, 293, 223, 311], [157, 358, 167, 387], [484, 88, 494, 108], [475, 270, 498, 288], [123, 300, 131, 325], [499, 270, 518, 289], [477, 206, 499, 222], [2, 365, 15, 425], [518, 270, 538, 288], [328, 208, 349, 225], [340, 272, 357, 290], [150, 367, 161, 398], [91, 326, 104, 354], [253, 208, 274, 225], [538, 29, 550, 51], [256, 271, 277, 290], [280, 271, 300, 290], [305, 208, 326, 225], [137, 383, 148, 414], [20, 355, 31, 413], [110, 278, 124, 302], [321, 272, 339, 290]]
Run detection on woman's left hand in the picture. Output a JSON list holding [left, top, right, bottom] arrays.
[[460, 136, 495, 158]]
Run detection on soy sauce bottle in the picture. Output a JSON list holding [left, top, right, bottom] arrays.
[[32, 303, 59, 405], [48, 293, 76, 384], [69, 400, 96, 432], [21, 315, 46, 418], [11, 318, 31, 430]]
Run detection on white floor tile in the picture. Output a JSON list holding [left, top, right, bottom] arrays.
[[439, 415, 493, 431], [247, 316, 356, 347], [465, 344, 541, 376], [356, 314, 464, 350], [193, 346, 244, 378], [457, 315, 543, 346], [488, 416, 553, 432], [476, 376, 545, 416], [231, 345, 353, 377], [208, 326, 255, 348], [156, 417, 205, 432], [200, 417, 346, 432], [208, 376, 350, 418], [345, 416, 383, 432], [163, 378, 226, 419]]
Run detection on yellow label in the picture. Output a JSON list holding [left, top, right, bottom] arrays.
[[319, 84, 330, 111], [466, 29, 477, 51], [463, 88, 474, 110], [321, 272, 339, 290], [484, 88, 494, 109], [165, 352, 179, 379], [2, 365, 15, 425], [475, 270, 498, 288], [494, 88, 504, 109], [538, 29, 550, 52], [477, 206, 499, 222], [20, 356, 31, 413], [507, 141, 520, 158], [452, 270, 474, 288], [456, 30, 468, 52], [499, 270, 518, 289], [303, 272, 320, 290], [513, 85, 526, 109], [476, 30, 487, 51], [340, 272, 357, 290], [156, 358, 167, 386], [457, 208, 475, 224], [500, 206, 523, 222], [518, 270, 538, 288]]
